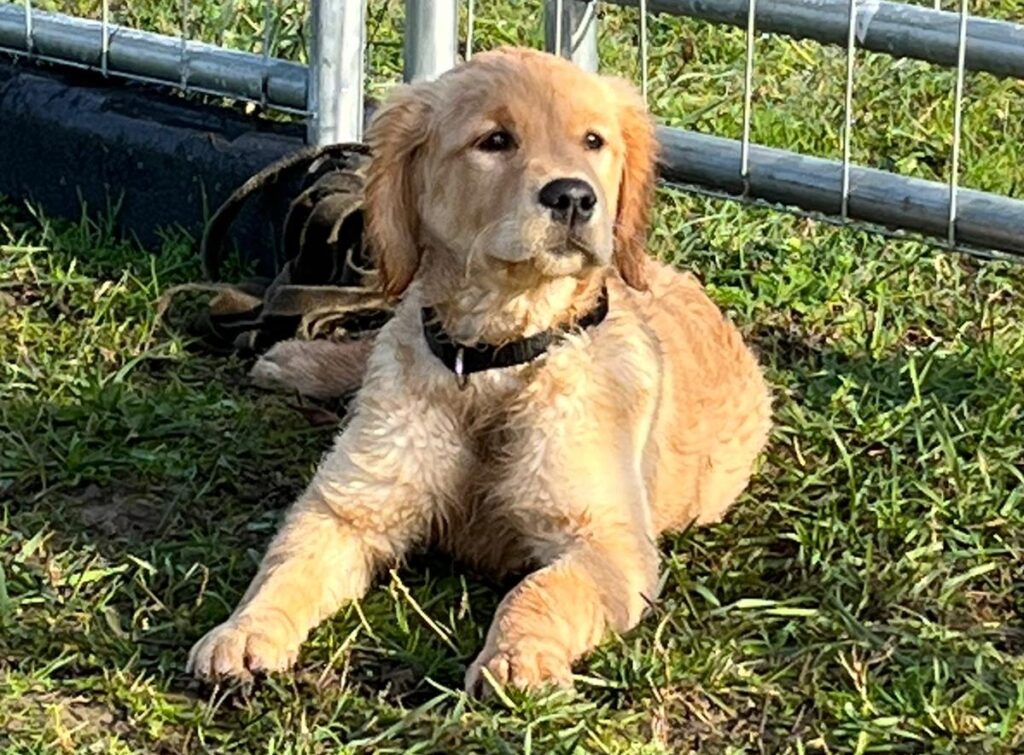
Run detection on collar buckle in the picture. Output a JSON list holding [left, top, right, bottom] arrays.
[[454, 346, 469, 390]]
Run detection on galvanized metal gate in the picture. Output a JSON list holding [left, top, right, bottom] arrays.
[[1, 0, 1022, 259]]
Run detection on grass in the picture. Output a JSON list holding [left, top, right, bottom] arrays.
[[2, 1, 1023, 752]]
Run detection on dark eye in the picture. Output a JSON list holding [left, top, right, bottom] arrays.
[[477, 130, 516, 152], [584, 131, 605, 151]]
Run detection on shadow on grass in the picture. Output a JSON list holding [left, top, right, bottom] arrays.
[[752, 322, 1017, 412], [3, 354, 503, 709]]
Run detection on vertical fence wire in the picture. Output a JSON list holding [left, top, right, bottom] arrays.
[[22, 0, 32, 53], [179, 0, 190, 91], [840, 0, 857, 218], [638, 0, 649, 101], [555, 0, 564, 57], [100, 0, 110, 76], [740, 0, 757, 192], [466, 0, 475, 60], [260, 0, 272, 107], [947, 0, 969, 246]]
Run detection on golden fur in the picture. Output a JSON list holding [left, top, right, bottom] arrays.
[[188, 48, 772, 694]]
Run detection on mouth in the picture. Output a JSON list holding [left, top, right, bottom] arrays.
[[481, 225, 606, 280], [506, 232, 603, 281], [563, 233, 597, 260]]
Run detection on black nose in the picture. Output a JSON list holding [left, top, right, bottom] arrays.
[[538, 178, 597, 225]]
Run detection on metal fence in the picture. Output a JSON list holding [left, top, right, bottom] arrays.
[[1, 0, 1023, 259]]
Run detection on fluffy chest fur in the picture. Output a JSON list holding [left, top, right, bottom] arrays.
[[358, 286, 658, 574]]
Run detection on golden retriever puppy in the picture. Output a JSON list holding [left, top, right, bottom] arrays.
[[188, 47, 772, 694]]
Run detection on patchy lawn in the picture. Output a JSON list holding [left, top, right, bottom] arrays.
[[2, 1, 1023, 752]]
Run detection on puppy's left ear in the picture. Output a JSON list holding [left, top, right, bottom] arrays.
[[365, 84, 433, 297], [608, 78, 657, 291]]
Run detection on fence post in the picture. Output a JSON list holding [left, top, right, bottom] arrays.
[[544, 0, 599, 71], [404, 0, 459, 83], [308, 0, 365, 145]]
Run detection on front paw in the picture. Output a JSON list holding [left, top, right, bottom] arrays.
[[187, 615, 299, 682], [465, 641, 574, 697]]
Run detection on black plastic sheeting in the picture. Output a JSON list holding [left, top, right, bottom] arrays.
[[0, 60, 307, 276]]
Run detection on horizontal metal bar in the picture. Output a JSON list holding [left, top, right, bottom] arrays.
[[610, 0, 1024, 80], [0, 5, 307, 111], [657, 126, 1024, 258]]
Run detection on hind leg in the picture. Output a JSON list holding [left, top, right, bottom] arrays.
[[250, 338, 374, 399]]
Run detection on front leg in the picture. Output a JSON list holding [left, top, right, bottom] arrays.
[[466, 534, 658, 695], [187, 485, 412, 681], [465, 316, 663, 695], [189, 373, 463, 681]]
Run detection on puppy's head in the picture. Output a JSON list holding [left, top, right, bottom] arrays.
[[365, 47, 656, 297]]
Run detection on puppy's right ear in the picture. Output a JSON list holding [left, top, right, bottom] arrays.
[[365, 85, 432, 297]]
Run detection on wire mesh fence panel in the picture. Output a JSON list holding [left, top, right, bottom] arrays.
[[0, 0, 311, 113], [0, 0, 347, 119], [0, 0, 1022, 257], [606, 0, 1024, 259]]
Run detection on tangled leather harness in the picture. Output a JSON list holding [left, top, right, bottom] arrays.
[[162, 142, 391, 358]]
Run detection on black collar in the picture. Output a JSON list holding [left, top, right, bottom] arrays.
[[421, 286, 609, 384]]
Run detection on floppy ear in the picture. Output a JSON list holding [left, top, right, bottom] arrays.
[[365, 85, 432, 297], [608, 78, 657, 291]]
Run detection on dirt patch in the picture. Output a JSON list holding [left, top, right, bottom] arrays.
[[2, 689, 196, 754], [953, 589, 1024, 655], [341, 648, 432, 706], [648, 687, 821, 753], [3, 689, 131, 745], [70, 484, 168, 540]]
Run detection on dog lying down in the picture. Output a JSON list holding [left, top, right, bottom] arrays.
[[188, 47, 772, 695]]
